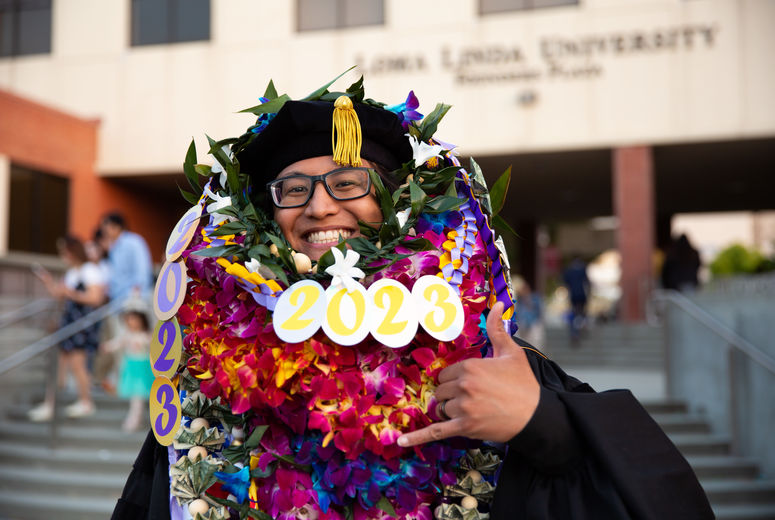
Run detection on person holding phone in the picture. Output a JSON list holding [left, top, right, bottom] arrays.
[[29, 235, 106, 421]]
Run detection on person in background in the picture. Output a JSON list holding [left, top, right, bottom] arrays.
[[661, 233, 701, 292], [29, 235, 106, 420], [101, 300, 154, 432], [86, 227, 112, 286], [513, 276, 545, 348], [562, 255, 590, 345], [100, 212, 153, 303]]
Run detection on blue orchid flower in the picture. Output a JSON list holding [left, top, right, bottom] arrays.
[[386, 91, 423, 130], [418, 211, 452, 234], [214, 465, 250, 504], [250, 97, 277, 134]]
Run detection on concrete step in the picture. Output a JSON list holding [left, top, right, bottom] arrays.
[[668, 433, 732, 456], [713, 504, 775, 520], [0, 489, 116, 520], [0, 464, 126, 496], [23, 391, 136, 411], [650, 413, 711, 434], [703, 480, 775, 505], [687, 456, 762, 481], [0, 441, 138, 473], [5, 403, 135, 428], [0, 421, 147, 449], [642, 400, 689, 414]]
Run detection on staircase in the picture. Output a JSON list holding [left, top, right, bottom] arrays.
[[0, 299, 144, 520], [0, 392, 145, 520], [644, 400, 775, 520], [542, 321, 665, 369]]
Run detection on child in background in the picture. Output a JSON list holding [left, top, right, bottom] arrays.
[[102, 304, 154, 431]]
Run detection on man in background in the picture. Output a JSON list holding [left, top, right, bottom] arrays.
[[100, 212, 153, 303]]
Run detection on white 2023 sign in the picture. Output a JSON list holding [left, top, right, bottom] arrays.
[[273, 275, 464, 348]]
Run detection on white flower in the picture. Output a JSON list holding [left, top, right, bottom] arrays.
[[406, 133, 443, 166], [396, 208, 411, 229], [210, 145, 232, 188], [324, 248, 365, 293], [204, 185, 234, 226], [244, 258, 262, 274]]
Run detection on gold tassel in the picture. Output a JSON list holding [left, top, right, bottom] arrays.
[[332, 95, 362, 166]]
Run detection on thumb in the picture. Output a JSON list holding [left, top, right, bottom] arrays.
[[486, 301, 514, 358]]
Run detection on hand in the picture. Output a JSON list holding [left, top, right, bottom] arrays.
[[397, 302, 540, 447]]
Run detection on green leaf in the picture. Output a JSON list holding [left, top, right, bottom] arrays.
[[346, 75, 365, 102], [375, 495, 398, 517], [302, 66, 356, 101], [261, 260, 289, 286], [244, 425, 269, 450], [207, 135, 239, 194], [369, 169, 399, 240], [492, 214, 518, 236], [178, 185, 199, 205], [391, 184, 408, 205], [401, 237, 435, 251], [192, 245, 242, 258], [408, 180, 426, 217], [249, 466, 274, 479], [418, 102, 452, 141], [263, 79, 278, 100], [194, 164, 212, 177], [272, 453, 312, 472], [345, 237, 379, 255], [315, 248, 336, 275], [247, 244, 270, 259], [246, 509, 273, 520], [490, 166, 512, 216], [238, 94, 291, 116], [425, 195, 464, 214], [208, 223, 246, 237], [183, 139, 199, 192], [416, 165, 459, 191], [265, 232, 295, 272]]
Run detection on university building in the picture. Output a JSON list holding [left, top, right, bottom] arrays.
[[1, 0, 773, 319]]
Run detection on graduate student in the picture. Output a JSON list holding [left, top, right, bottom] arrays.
[[113, 73, 712, 520]]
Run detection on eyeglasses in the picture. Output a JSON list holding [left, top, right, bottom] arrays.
[[266, 167, 373, 209]]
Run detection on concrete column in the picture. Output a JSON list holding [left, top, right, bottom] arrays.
[[613, 146, 655, 322], [0, 155, 9, 256]]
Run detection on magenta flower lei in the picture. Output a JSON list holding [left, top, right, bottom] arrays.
[[176, 197, 496, 517], [168, 79, 518, 520]]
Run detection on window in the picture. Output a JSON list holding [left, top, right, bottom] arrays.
[[131, 0, 210, 46], [298, 0, 383, 32], [0, 0, 52, 57], [480, 0, 578, 15], [9, 165, 69, 255]]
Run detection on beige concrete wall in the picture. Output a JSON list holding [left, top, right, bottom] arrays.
[[0, 0, 772, 174]]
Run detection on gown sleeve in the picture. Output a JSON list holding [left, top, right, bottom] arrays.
[[489, 339, 714, 520], [111, 430, 172, 520]]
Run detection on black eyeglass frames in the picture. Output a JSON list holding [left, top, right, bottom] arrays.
[[266, 167, 373, 209]]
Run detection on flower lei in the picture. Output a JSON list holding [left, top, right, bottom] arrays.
[[168, 71, 517, 520]]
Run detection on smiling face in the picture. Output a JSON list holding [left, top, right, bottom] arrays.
[[273, 156, 383, 261]]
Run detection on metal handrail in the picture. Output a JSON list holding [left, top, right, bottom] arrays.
[[0, 298, 57, 329], [0, 297, 126, 376], [652, 288, 775, 376]]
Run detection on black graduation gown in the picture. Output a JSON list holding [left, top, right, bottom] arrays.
[[112, 340, 714, 520]]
